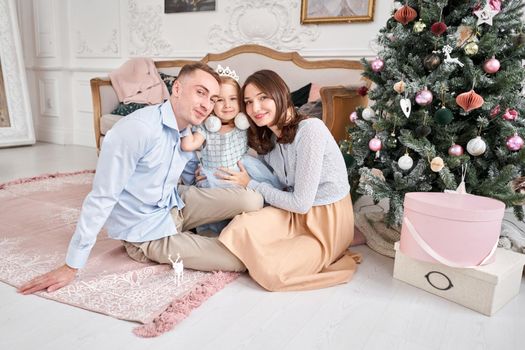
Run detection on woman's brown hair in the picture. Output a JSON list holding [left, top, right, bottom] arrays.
[[242, 70, 307, 154]]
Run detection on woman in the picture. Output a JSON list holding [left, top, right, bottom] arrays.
[[217, 70, 361, 291]]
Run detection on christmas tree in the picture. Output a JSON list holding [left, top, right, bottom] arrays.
[[341, 0, 525, 227]]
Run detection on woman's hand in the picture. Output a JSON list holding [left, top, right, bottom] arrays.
[[195, 165, 206, 183], [216, 161, 251, 188]]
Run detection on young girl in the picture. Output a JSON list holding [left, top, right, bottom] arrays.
[[181, 68, 280, 234], [180, 69, 281, 190], [216, 70, 360, 291]]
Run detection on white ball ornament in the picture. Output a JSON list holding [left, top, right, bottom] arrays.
[[204, 115, 221, 132], [398, 154, 414, 170], [234, 112, 250, 130], [466, 136, 487, 156], [362, 107, 376, 121]]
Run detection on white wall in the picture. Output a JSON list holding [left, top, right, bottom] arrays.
[[18, 0, 392, 147]]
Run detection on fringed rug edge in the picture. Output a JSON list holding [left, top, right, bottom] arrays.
[[0, 169, 95, 189], [134, 271, 240, 337]]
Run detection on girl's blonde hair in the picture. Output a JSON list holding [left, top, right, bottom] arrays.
[[216, 76, 241, 111]]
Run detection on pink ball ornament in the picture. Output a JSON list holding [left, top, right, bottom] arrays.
[[349, 111, 358, 122], [415, 88, 433, 106], [483, 57, 500, 74], [448, 144, 464, 156], [371, 58, 385, 72], [502, 108, 518, 121], [368, 137, 382, 152], [490, 105, 500, 118], [506, 134, 524, 151]]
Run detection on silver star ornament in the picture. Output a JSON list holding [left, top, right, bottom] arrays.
[[473, 3, 499, 26]]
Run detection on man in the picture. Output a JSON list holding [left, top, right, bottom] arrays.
[[19, 62, 262, 295]]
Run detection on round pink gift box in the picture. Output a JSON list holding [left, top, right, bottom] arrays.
[[399, 192, 505, 267]]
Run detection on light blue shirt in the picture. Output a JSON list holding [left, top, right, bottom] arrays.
[[66, 101, 198, 269]]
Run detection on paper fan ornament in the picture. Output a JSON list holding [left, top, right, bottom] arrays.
[[456, 90, 484, 112], [394, 5, 417, 25]]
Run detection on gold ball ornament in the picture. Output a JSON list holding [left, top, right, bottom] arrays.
[[393, 80, 406, 94], [413, 20, 426, 33], [423, 53, 441, 71], [464, 42, 479, 55], [430, 157, 445, 172]]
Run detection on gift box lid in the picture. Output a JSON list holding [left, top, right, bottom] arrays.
[[395, 242, 525, 284], [404, 192, 505, 222]]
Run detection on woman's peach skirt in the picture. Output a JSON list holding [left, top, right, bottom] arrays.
[[219, 194, 361, 291]]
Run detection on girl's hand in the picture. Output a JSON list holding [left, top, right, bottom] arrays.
[[195, 166, 206, 183], [216, 161, 251, 188]]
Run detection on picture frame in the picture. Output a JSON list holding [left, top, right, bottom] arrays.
[[0, 0, 35, 147], [164, 0, 216, 14], [300, 0, 375, 24]]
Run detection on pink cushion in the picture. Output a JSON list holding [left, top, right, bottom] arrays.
[[308, 83, 321, 102]]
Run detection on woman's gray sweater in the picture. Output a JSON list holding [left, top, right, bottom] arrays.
[[247, 118, 350, 214]]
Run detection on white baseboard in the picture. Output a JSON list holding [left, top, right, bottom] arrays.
[[36, 125, 66, 144], [73, 129, 96, 147]]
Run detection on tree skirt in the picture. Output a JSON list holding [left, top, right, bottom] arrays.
[[0, 171, 239, 337]]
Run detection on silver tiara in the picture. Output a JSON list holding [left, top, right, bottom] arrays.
[[216, 64, 239, 81]]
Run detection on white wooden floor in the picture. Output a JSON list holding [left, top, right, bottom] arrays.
[[0, 143, 524, 350]]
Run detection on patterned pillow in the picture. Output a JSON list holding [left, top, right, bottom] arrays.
[[160, 72, 177, 95], [110, 72, 178, 116], [298, 99, 323, 120], [111, 102, 148, 116], [291, 83, 312, 107]]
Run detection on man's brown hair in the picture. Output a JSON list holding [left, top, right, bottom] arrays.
[[242, 70, 307, 154], [178, 62, 221, 85]]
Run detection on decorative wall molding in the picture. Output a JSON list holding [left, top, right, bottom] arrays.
[[72, 0, 120, 58], [33, 0, 57, 58], [38, 77, 60, 117], [208, 0, 319, 51], [75, 80, 93, 113], [128, 0, 174, 57], [76, 29, 120, 57], [76, 31, 93, 56], [0, 0, 35, 147]]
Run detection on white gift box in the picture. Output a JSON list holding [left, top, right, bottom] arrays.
[[393, 242, 525, 316]]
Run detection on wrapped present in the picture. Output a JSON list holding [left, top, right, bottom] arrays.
[[400, 192, 505, 268], [393, 243, 525, 316]]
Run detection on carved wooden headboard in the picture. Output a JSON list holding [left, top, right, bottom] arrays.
[[90, 44, 369, 151]]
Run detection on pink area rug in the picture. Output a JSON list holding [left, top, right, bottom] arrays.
[[0, 171, 239, 337]]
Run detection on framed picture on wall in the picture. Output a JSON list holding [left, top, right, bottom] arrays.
[[0, 59, 10, 128], [301, 0, 375, 24], [165, 0, 216, 13], [0, 0, 34, 147]]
